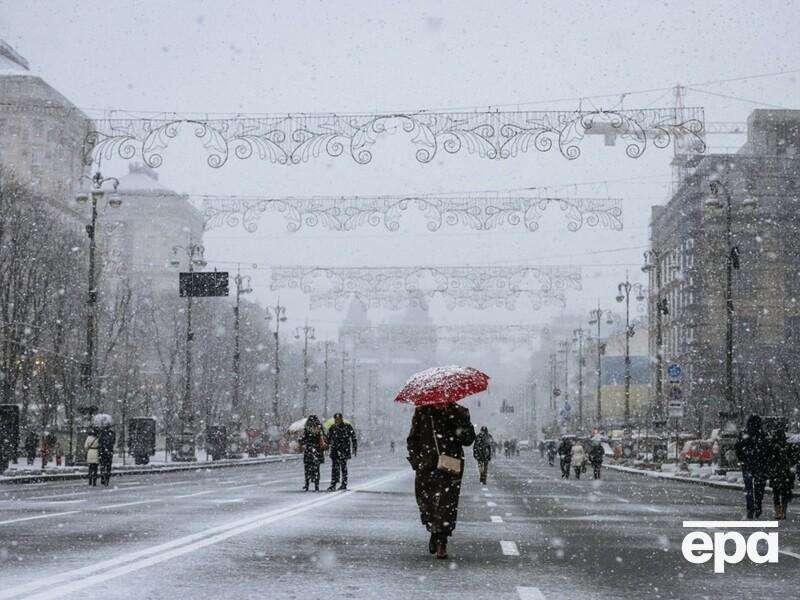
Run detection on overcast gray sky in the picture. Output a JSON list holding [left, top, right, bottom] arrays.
[[2, 0, 799, 337]]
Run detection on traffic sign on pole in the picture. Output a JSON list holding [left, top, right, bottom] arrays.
[[667, 363, 682, 381]]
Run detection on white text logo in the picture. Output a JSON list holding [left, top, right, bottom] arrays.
[[681, 521, 779, 573]]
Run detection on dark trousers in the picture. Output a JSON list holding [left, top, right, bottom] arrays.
[[88, 463, 98, 486], [773, 485, 793, 508], [560, 458, 571, 478], [330, 453, 348, 486], [743, 471, 766, 515], [592, 463, 602, 479], [415, 469, 463, 537], [99, 459, 112, 486], [478, 461, 489, 483], [304, 459, 321, 487]]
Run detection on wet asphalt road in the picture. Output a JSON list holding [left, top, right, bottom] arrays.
[[1, 452, 799, 599]]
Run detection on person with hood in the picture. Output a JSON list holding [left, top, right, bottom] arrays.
[[97, 425, 116, 486], [84, 427, 100, 486], [407, 402, 475, 560], [472, 426, 494, 485], [326, 413, 357, 491], [546, 440, 557, 466], [588, 440, 605, 479], [768, 429, 796, 520], [734, 414, 770, 519], [571, 440, 586, 479], [300, 415, 326, 492], [557, 437, 573, 479]]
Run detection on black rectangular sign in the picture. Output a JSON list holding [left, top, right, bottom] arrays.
[[179, 272, 229, 297]]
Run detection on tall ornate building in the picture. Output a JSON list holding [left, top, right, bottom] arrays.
[[648, 109, 800, 433], [0, 40, 88, 221]]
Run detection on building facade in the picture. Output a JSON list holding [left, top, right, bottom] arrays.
[[648, 109, 800, 433], [0, 40, 89, 221]]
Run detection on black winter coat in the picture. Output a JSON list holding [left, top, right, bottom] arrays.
[[327, 422, 357, 460], [557, 439, 572, 460], [407, 404, 476, 473], [97, 428, 116, 463], [588, 444, 604, 465], [768, 438, 797, 491], [735, 432, 770, 476], [473, 432, 493, 462], [301, 428, 325, 466]]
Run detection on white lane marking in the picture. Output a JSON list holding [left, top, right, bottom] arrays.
[[97, 499, 164, 510], [0, 471, 406, 600], [500, 540, 520, 556], [0, 511, 80, 526], [490, 515, 503, 523], [173, 490, 215, 499], [27, 499, 86, 505], [211, 498, 245, 504], [486, 501, 497, 507], [517, 586, 546, 600], [481, 487, 488, 492], [483, 493, 493, 497], [780, 550, 800, 560], [227, 483, 257, 491], [15, 491, 92, 501]]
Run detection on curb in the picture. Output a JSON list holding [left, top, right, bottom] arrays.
[[605, 463, 749, 492], [0, 454, 301, 485]]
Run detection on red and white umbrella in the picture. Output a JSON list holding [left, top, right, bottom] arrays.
[[394, 365, 490, 406]]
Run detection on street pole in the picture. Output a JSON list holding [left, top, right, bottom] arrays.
[[323, 342, 330, 418], [573, 328, 584, 428], [295, 322, 315, 416], [617, 275, 645, 430], [589, 304, 604, 425], [351, 357, 357, 417], [368, 369, 374, 429], [644, 250, 668, 422], [229, 269, 251, 458], [340, 350, 347, 413], [266, 300, 287, 428]]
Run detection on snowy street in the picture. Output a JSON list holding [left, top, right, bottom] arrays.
[[3, 453, 799, 599]]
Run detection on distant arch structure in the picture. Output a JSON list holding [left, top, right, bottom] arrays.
[[82, 107, 706, 169]]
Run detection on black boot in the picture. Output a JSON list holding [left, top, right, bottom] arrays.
[[314, 480, 320, 492], [302, 480, 309, 491], [429, 533, 437, 554]]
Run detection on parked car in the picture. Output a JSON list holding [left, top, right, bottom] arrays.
[[680, 440, 714, 466]]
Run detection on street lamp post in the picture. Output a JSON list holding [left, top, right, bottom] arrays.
[[589, 304, 617, 426], [573, 328, 585, 428], [323, 342, 331, 418], [74, 172, 120, 465], [170, 239, 207, 462], [706, 179, 756, 417], [229, 269, 252, 457], [266, 301, 287, 428], [616, 275, 646, 429], [558, 339, 570, 409], [643, 250, 670, 421], [340, 350, 347, 413], [295, 321, 315, 416]]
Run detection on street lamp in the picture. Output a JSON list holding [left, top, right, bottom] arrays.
[[588, 304, 617, 426], [72, 171, 120, 466], [229, 269, 252, 457], [170, 239, 206, 462], [616, 275, 646, 429], [295, 322, 316, 416], [266, 301, 287, 428], [643, 250, 670, 422], [705, 178, 757, 417], [573, 328, 585, 428]]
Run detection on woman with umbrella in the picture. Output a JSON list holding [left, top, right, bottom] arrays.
[[400, 366, 483, 559], [300, 415, 326, 492]]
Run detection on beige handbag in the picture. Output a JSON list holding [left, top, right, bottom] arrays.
[[431, 417, 462, 475]]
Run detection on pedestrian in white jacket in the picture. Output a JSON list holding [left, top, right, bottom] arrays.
[[571, 442, 586, 480], [84, 430, 99, 487]]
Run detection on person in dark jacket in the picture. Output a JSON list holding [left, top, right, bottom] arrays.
[[768, 429, 796, 520], [326, 413, 357, 491], [407, 402, 475, 559], [546, 441, 556, 466], [97, 426, 116, 486], [734, 415, 770, 519], [300, 415, 325, 492], [557, 437, 573, 479], [588, 440, 604, 479], [472, 426, 494, 485], [24, 430, 38, 466]]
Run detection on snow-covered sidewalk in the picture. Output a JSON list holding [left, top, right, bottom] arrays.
[[605, 461, 753, 491], [1, 453, 301, 485]]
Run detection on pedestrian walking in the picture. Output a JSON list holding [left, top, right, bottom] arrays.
[[326, 413, 357, 491], [84, 428, 100, 486], [571, 440, 586, 479], [390, 440, 396, 454], [300, 415, 326, 492], [768, 429, 796, 520], [558, 437, 573, 479], [97, 425, 116, 486], [734, 414, 770, 519], [24, 430, 38, 466], [538, 440, 545, 458], [407, 402, 476, 559], [473, 426, 494, 485], [546, 441, 556, 466], [54, 439, 64, 467], [588, 439, 604, 479]]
